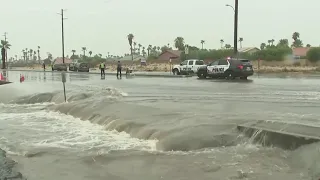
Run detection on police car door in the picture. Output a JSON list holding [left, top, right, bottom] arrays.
[[217, 59, 230, 75], [206, 60, 219, 75], [180, 60, 188, 72]]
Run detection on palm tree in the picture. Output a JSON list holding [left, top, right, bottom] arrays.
[[220, 39, 224, 49], [133, 42, 137, 53], [271, 39, 275, 46], [127, 33, 134, 61], [29, 49, 33, 61], [138, 43, 142, 54], [0, 40, 11, 69], [33, 51, 37, 60], [89, 51, 92, 57], [25, 48, 28, 61], [174, 37, 185, 50], [260, 43, 266, 50], [142, 47, 146, 57], [0, 40, 11, 50], [238, 37, 243, 48], [147, 45, 152, 56], [200, 40, 205, 49], [267, 40, 272, 46], [22, 50, 25, 61], [82, 47, 87, 57], [292, 32, 300, 41], [37, 46, 40, 63], [225, 44, 231, 49]]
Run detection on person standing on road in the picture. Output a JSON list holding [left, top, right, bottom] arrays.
[[117, 61, 122, 78], [100, 62, 105, 77]]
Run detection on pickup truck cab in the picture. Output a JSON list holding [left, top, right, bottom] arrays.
[[172, 59, 204, 75]]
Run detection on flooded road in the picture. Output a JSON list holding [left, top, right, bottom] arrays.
[[0, 70, 319, 180]]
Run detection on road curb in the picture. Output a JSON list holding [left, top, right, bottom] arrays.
[[2, 69, 193, 78]]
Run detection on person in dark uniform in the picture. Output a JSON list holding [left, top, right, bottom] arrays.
[[117, 61, 122, 78]]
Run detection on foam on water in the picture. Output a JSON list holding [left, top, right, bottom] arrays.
[[0, 107, 157, 155]]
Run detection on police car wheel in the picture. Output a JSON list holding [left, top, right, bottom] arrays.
[[225, 71, 235, 80], [240, 76, 247, 80], [173, 69, 179, 75], [197, 72, 206, 79]]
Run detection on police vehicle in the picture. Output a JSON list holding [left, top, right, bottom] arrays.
[[197, 58, 254, 79], [172, 59, 204, 75]]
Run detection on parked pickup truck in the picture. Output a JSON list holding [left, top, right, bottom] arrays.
[[172, 59, 205, 75]]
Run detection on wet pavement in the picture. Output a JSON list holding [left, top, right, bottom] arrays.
[[0, 70, 320, 180]]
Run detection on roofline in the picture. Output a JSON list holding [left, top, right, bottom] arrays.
[[158, 50, 181, 57]]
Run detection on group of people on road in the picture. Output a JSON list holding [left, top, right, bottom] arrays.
[[99, 61, 123, 78]]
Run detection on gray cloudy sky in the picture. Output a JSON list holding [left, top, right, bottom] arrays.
[[1, 0, 319, 58]]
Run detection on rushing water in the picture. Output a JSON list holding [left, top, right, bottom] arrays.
[[0, 71, 320, 179]]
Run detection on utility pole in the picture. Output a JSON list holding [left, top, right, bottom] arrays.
[[3, 32, 7, 42], [3, 32, 7, 62], [233, 0, 239, 56], [58, 9, 67, 64]]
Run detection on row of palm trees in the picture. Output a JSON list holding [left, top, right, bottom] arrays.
[[200, 38, 244, 50], [21, 46, 41, 62]]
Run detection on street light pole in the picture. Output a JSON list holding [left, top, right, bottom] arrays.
[[234, 0, 239, 56], [226, 1, 238, 57]]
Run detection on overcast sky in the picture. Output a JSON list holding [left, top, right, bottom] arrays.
[[1, 0, 319, 58]]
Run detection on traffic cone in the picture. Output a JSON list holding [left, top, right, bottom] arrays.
[[20, 74, 25, 83]]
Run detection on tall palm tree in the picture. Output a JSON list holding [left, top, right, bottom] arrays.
[[89, 51, 92, 57], [267, 40, 272, 46], [71, 50, 76, 56], [174, 37, 185, 50], [200, 40, 205, 49], [29, 49, 33, 61], [22, 50, 25, 61], [37, 46, 41, 63], [138, 43, 142, 54], [127, 34, 134, 61], [271, 39, 275, 46], [238, 37, 243, 48], [0, 40, 11, 64], [142, 47, 146, 57], [133, 42, 137, 54], [25, 48, 28, 61], [220, 39, 224, 49], [147, 45, 152, 56], [0, 40, 11, 50], [292, 32, 300, 41], [82, 47, 87, 57], [33, 51, 37, 60]]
